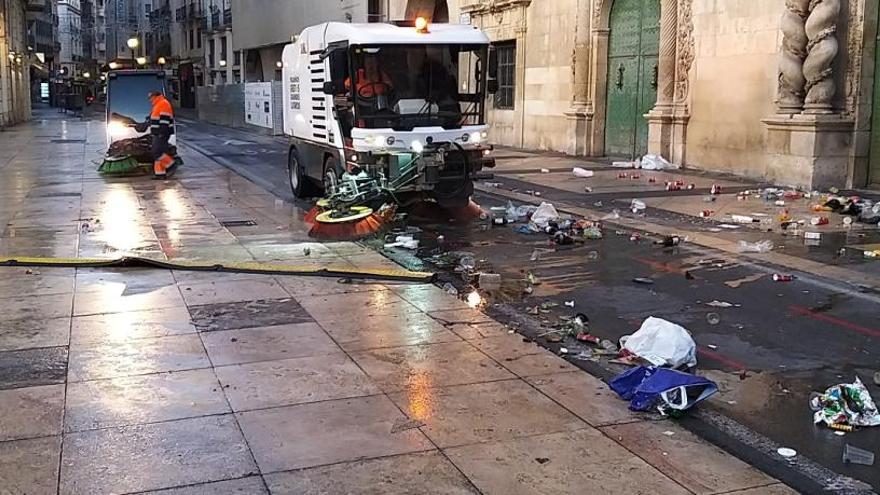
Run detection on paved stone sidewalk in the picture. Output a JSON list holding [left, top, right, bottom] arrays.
[[0, 109, 794, 494]]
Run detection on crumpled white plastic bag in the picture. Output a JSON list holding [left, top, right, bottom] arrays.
[[621, 317, 697, 368], [641, 154, 679, 170], [529, 202, 560, 229]]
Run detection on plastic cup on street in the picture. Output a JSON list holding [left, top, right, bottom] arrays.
[[843, 444, 875, 466], [706, 313, 721, 325]]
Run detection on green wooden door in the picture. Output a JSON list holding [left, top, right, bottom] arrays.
[[605, 0, 660, 158], [870, 18, 880, 186]]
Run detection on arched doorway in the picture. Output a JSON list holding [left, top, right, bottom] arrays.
[[405, 0, 449, 22], [604, 0, 660, 158]]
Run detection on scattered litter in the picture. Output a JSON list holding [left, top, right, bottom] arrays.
[[843, 444, 875, 466], [600, 209, 621, 220], [655, 235, 682, 247], [633, 277, 655, 285], [641, 154, 678, 170], [385, 235, 419, 250], [478, 273, 502, 291], [834, 431, 847, 436], [610, 366, 717, 413], [530, 202, 560, 230], [612, 160, 637, 168], [706, 300, 735, 308], [564, 301, 575, 308], [707, 344, 718, 350], [572, 167, 594, 178], [706, 313, 721, 325], [725, 274, 763, 288], [631, 199, 647, 213], [576, 332, 600, 344], [620, 317, 697, 368], [737, 240, 774, 253], [804, 231, 822, 241], [540, 168, 551, 173], [534, 457, 551, 464], [559, 347, 569, 355], [777, 447, 797, 458], [874, 371, 880, 386], [811, 377, 880, 428], [443, 283, 459, 296], [662, 431, 676, 436], [731, 215, 758, 224], [466, 290, 482, 308], [303, 247, 311, 256], [530, 248, 554, 261], [773, 274, 794, 282], [718, 224, 741, 230]]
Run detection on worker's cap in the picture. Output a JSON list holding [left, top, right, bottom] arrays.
[[148, 91, 163, 97]]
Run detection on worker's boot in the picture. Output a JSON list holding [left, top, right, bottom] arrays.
[[152, 155, 174, 180], [152, 159, 167, 180]]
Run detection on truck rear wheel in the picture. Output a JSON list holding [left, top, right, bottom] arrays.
[[288, 148, 317, 198]]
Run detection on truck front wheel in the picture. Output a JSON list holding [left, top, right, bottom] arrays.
[[288, 148, 317, 198]]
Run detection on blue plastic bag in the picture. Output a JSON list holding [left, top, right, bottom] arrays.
[[610, 366, 718, 414]]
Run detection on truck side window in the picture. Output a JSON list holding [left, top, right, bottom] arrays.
[[327, 49, 353, 137]]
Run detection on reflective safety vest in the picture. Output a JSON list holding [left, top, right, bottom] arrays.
[[149, 95, 174, 135]]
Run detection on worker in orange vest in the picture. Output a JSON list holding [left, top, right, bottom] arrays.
[[148, 91, 176, 179], [345, 55, 393, 98]]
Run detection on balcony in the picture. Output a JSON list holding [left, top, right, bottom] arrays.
[[222, 8, 231, 26]]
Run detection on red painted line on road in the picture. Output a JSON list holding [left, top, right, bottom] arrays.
[[789, 305, 880, 338], [697, 348, 748, 371]]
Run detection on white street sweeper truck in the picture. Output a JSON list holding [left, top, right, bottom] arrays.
[[282, 18, 497, 231]]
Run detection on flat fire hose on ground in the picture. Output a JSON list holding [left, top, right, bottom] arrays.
[[0, 256, 435, 283]]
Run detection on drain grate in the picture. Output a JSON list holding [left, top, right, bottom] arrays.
[[50, 139, 86, 143], [219, 219, 258, 227]]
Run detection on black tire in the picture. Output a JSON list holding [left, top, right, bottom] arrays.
[[322, 155, 341, 196], [288, 147, 317, 198]]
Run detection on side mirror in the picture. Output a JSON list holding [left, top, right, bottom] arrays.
[[487, 79, 499, 94], [488, 46, 498, 80]]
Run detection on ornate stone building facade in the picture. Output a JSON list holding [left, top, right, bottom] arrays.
[[388, 0, 880, 189]]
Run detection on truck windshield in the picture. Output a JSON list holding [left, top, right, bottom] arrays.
[[349, 44, 487, 130], [106, 73, 166, 124]]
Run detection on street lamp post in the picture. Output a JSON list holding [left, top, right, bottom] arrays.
[[127, 37, 139, 64]]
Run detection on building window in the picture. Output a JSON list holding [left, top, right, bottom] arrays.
[[493, 41, 516, 110], [188, 28, 193, 50], [220, 36, 227, 62], [196, 29, 202, 48]]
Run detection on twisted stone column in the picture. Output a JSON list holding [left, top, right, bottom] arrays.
[[654, 0, 677, 111], [777, 0, 810, 113], [803, 0, 841, 114]]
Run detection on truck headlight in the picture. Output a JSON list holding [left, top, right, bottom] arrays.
[[470, 132, 483, 144], [411, 140, 424, 153], [107, 120, 128, 138]]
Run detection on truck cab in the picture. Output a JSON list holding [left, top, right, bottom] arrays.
[[282, 20, 496, 209]]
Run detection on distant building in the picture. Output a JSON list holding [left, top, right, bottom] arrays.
[[27, 0, 60, 103], [202, 0, 233, 85], [169, 0, 205, 106], [57, 0, 83, 76]]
